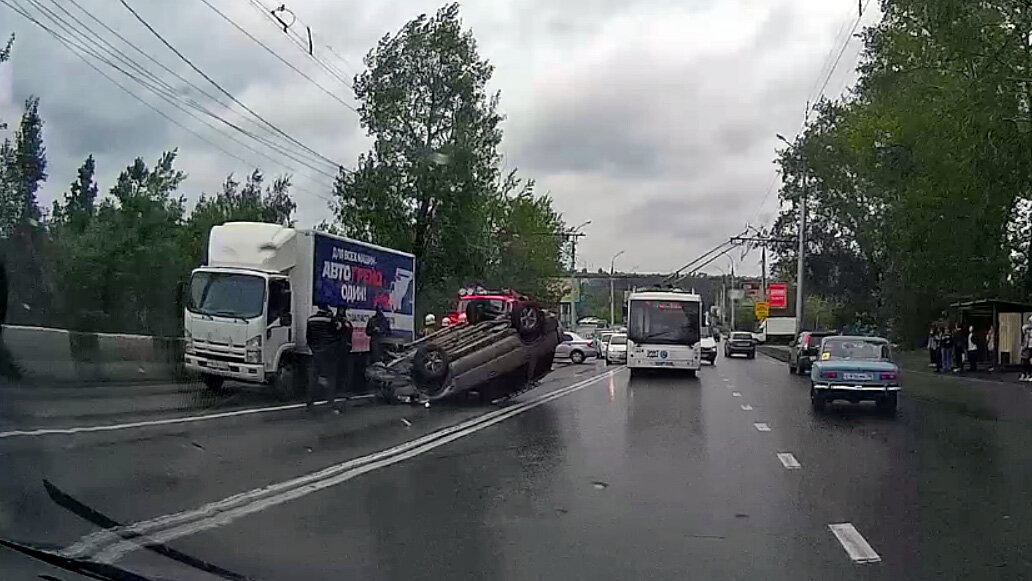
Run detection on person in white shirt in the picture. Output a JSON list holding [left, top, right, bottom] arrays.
[[967, 326, 978, 373]]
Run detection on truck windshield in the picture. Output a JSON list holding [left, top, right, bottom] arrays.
[[627, 300, 701, 346], [188, 272, 266, 319]]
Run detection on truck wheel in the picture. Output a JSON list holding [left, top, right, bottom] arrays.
[[511, 301, 544, 340], [414, 344, 450, 382], [270, 358, 300, 402], [570, 350, 585, 364], [202, 374, 224, 392]]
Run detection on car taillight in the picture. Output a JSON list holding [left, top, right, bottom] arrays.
[[880, 372, 897, 381], [803, 336, 810, 349], [820, 371, 838, 378]]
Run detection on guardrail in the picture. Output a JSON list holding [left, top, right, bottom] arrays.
[[0, 325, 191, 384]]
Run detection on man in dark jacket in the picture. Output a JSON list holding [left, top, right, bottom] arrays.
[[307, 304, 342, 412], [366, 305, 391, 363], [335, 306, 354, 400]]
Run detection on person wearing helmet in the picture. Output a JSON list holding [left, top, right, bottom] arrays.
[[422, 313, 438, 337]]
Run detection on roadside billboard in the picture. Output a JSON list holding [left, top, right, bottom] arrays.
[[768, 283, 787, 309]]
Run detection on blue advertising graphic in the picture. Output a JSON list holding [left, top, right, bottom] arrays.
[[313, 234, 415, 347]]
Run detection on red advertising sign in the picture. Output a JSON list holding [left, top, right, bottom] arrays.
[[768, 283, 788, 309]]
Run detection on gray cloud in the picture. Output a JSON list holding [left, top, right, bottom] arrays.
[[0, 0, 877, 275]]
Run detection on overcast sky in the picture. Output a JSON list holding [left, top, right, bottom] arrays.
[[0, 0, 879, 276]]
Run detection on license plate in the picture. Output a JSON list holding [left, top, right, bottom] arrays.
[[209, 361, 229, 371], [843, 372, 872, 381]]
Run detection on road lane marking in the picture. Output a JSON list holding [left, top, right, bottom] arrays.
[[721, 378, 730, 383], [731, 392, 742, 397], [740, 404, 753, 411], [753, 422, 771, 432], [776, 453, 801, 469], [62, 368, 621, 563], [828, 523, 881, 563], [0, 402, 315, 438]]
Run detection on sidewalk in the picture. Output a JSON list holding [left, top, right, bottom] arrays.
[[759, 345, 1032, 421]]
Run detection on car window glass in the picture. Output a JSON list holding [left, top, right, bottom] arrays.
[[562, 333, 573, 342]]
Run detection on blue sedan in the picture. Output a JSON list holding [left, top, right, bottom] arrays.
[[810, 336, 900, 415]]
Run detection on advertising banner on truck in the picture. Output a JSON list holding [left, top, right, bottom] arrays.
[[313, 233, 416, 350]]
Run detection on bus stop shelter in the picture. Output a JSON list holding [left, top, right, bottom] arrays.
[[950, 299, 1032, 367]]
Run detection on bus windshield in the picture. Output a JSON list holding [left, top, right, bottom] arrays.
[[627, 300, 701, 346]]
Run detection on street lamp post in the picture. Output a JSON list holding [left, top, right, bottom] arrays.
[[777, 133, 806, 336], [610, 250, 625, 326]]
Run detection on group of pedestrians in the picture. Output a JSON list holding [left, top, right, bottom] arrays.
[[305, 304, 392, 413], [926, 323, 982, 373], [926, 317, 1032, 380]]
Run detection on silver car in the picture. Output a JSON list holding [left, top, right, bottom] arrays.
[[605, 333, 627, 365], [555, 331, 598, 364]]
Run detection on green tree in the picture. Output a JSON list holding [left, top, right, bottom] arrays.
[[331, 3, 512, 316], [51, 155, 98, 233], [185, 169, 295, 264]]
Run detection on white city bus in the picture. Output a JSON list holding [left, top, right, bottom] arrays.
[[625, 288, 704, 377]]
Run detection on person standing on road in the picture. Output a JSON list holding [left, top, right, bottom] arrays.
[[366, 305, 391, 363], [967, 325, 978, 373], [335, 306, 354, 405], [953, 324, 966, 373], [986, 324, 996, 372], [422, 314, 437, 337], [1020, 317, 1032, 382], [927, 326, 939, 369], [306, 304, 342, 412], [940, 326, 953, 373]]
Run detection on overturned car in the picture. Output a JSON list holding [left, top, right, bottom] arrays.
[[367, 294, 561, 404]]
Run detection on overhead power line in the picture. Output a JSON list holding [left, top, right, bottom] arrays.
[[196, 0, 359, 115], [117, 0, 342, 170], [53, 0, 338, 174], [24, 0, 337, 182], [0, 0, 336, 203], [811, 0, 874, 108], [248, 0, 358, 80]]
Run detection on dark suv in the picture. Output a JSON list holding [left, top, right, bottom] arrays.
[[724, 332, 756, 358], [789, 331, 837, 375]]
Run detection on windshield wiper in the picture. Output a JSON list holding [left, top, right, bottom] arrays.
[[209, 311, 250, 324]]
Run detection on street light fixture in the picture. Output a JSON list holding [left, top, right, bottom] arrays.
[[776, 132, 805, 336], [610, 250, 625, 326]]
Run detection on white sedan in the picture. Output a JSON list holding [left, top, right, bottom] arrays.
[[605, 333, 627, 365], [555, 332, 599, 364]]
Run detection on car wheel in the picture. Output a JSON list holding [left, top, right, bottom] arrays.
[[686, 369, 697, 378], [511, 301, 544, 340], [202, 374, 225, 392], [414, 344, 450, 382], [810, 387, 826, 413], [570, 350, 585, 364], [877, 392, 898, 415], [747, 352, 755, 359], [789, 362, 797, 374]]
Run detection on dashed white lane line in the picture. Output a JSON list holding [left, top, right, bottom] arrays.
[[828, 523, 881, 563], [776, 453, 801, 469], [753, 422, 771, 432], [721, 378, 730, 383], [731, 392, 742, 397], [740, 404, 753, 411]]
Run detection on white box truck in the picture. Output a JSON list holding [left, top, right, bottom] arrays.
[[755, 316, 796, 344], [183, 222, 415, 399]]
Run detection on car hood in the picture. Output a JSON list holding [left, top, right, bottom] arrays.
[[700, 337, 716, 349], [815, 360, 898, 373]]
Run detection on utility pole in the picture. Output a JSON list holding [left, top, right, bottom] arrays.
[[730, 259, 736, 331], [796, 161, 807, 336], [761, 245, 767, 302], [610, 250, 625, 326]]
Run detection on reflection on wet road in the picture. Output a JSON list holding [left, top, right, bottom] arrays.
[[1, 355, 1031, 579]]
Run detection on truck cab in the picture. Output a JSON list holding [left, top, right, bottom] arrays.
[[184, 267, 294, 391]]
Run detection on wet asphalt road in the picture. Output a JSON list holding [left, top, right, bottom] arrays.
[[2, 353, 1031, 580]]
